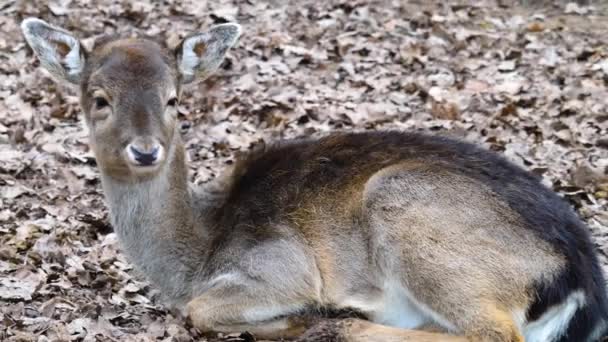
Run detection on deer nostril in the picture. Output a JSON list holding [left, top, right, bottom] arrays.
[[129, 145, 159, 166]]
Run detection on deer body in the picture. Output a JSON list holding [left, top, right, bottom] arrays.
[[22, 18, 608, 342]]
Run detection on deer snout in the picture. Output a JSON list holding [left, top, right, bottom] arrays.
[[126, 139, 164, 167]]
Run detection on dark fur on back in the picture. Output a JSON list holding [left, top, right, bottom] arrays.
[[213, 130, 608, 340]]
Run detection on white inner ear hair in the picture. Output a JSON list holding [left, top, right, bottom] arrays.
[[179, 35, 207, 79], [22, 19, 83, 79], [50, 31, 83, 76]]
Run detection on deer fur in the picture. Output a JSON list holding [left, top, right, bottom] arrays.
[[22, 18, 608, 342]]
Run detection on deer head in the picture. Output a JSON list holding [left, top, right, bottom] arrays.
[[21, 18, 241, 180]]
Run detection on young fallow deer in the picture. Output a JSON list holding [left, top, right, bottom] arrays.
[[22, 18, 608, 342]]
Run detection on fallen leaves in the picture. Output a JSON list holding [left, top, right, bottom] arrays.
[[0, 268, 46, 301]]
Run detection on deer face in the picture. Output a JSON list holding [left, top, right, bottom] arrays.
[[80, 39, 178, 175], [21, 18, 240, 179]]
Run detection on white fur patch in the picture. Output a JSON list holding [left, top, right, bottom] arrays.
[[242, 303, 305, 323], [373, 279, 431, 329], [339, 278, 456, 332], [512, 308, 527, 334], [206, 272, 243, 287], [523, 290, 586, 342]]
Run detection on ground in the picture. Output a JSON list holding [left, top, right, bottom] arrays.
[[1, 0, 608, 341]]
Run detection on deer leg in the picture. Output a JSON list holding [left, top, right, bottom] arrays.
[[186, 283, 318, 340], [188, 288, 524, 342], [298, 318, 468, 342], [187, 281, 525, 342], [298, 310, 524, 342]]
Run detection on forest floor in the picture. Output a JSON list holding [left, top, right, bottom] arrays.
[[2, 0, 608, 341]]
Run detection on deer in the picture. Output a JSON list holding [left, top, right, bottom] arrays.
[[21, 17, 608, 342]]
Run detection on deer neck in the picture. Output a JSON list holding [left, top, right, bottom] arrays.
[[100, 138, 203, 304]]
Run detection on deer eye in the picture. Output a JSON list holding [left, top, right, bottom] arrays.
[[167, 98, 178, 107], [95, 97, 109, 109]]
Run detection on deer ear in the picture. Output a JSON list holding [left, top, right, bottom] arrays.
[[176, 23, 241, 84], [21, 18, 86, 84]]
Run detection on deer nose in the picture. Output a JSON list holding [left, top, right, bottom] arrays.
[[126, 143, 162, 166]]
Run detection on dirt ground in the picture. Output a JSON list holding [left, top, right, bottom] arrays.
[[2, 0, 608, 341]]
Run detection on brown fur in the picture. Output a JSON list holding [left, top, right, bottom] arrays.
[[195, 134, 562, 340]]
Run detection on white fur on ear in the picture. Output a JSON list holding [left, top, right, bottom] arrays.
[[21, 18, 85, 84], [178, 23, 241, 83]]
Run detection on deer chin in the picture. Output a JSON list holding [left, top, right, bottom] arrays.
[[124, 157, 165, 176], [128, 163, 163, 176]]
